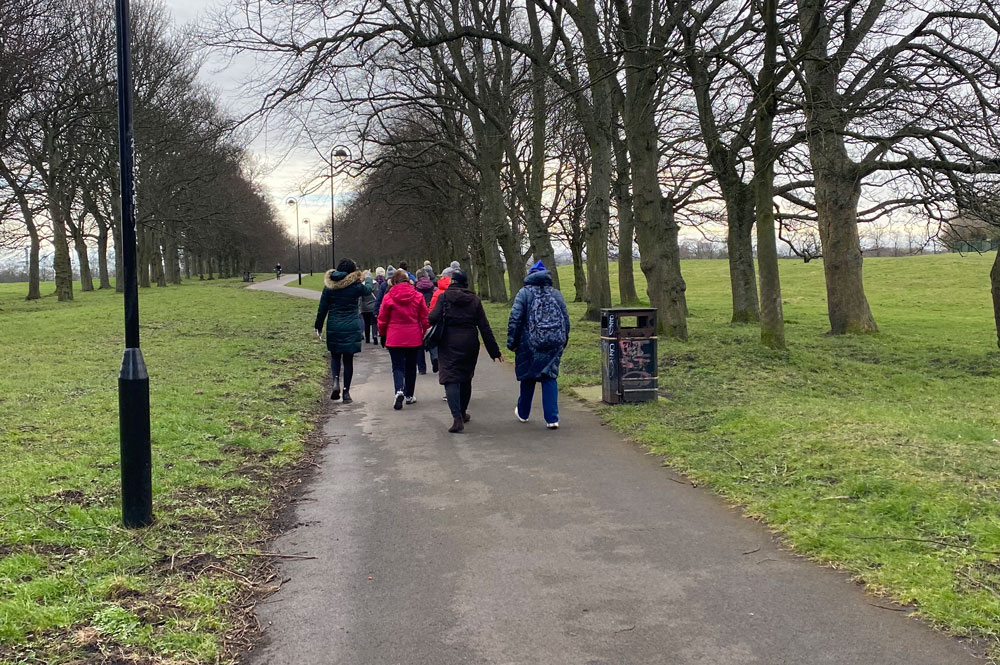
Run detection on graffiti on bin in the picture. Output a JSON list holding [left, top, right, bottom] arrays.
[[619, 339, 653, 380]]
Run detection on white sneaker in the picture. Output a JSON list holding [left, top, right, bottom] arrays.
[[546, 422, 559, 430], [442, 394, 448, 401], [394, 392, 404, 410], [514, 407, 528, 423], [405, 396, 417, 404]]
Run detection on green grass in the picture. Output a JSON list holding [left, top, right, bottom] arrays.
[[0, 278, 326, 664], [483, 253, 1000, 655]]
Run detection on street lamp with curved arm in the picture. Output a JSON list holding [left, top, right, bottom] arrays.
[[330, 146, 351, 266], [286, 197, 301, 285]]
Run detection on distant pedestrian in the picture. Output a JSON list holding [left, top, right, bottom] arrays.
[[428, 272, 451, 374], [315, 259, 374, 404], [378, 269, 429, 410], [429, 270, 503, 433], [507, 260, 570, 429], [274, 263, 282, 279], [359, 276, 377, 344], [373, 267, 388, 322], [415, 268, 436, 304]]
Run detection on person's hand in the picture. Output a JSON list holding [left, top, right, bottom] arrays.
[[494, 355, 505, 363], [380, 337, 386, 348], [315, 329, 321, 339]]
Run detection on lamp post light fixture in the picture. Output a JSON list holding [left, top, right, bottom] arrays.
[[330, 146, 351, 266], [287, 197, 302, 285], [114, 0, 152, 528], [303, 218, 313, 276]]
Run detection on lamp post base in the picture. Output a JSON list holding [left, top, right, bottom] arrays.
[[119, 347, 153, 528]]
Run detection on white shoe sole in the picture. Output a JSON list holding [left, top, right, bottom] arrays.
[[514, 407, 528, 423]]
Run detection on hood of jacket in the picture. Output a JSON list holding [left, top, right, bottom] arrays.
[[386, 281, 424, 305], [524, 270, 553, 287], [435, 275, 451, 292], [325, 269, 363, 290], [415, 276, 434, 291]]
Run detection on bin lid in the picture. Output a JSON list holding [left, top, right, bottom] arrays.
[[600, 307, 657, 314]]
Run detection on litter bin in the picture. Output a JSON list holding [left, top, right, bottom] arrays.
[[601, 308, 658, 404]]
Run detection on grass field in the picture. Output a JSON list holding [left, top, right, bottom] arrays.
[[0, 278, 327, 664]]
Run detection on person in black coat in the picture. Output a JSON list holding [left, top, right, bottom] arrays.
[[428, 270, 503, 433]]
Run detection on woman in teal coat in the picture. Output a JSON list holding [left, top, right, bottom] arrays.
[[314, 258, 374, 403]]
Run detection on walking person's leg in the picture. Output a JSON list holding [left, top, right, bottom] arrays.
[[444, 382, 464, 432], [342, 354, 355, 403], [361, 313, 372, 343], [404, 347, 418, 401], [429, 346, 438, 373], [388, 348, 406, 409], [460, 380, 472, 421], [541, 376, 559, 427], [330, 353, 342, 400], [417, 346, 427, 374], [516, 379, 535, 421]]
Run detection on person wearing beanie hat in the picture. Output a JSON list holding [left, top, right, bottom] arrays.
[[507, 259, 570, 429], [376, 266, 386, 278], [429, 269, 504, 433], [450, 260, 461, 271]]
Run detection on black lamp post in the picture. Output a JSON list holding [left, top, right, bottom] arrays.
[[330, 146, 350, 266], [287, 197, 301, 285], [114, 0, 152, 528], [304, 218, 313, 276]]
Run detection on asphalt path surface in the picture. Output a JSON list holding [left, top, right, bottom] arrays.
[[246, 279, 982, 664]]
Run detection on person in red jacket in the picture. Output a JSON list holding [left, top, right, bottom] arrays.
[[377, 270, 430, 410]]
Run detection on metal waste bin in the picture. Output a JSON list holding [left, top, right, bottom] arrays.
[[601, 308, 658, 404]]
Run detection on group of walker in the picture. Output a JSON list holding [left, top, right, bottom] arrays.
[[313, 258, 570, 433]]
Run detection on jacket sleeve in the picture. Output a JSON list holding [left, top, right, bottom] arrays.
[[558, 290, 570, 344], [362, 275, 374, 295], [314, 288, 331, 332], [507, 288, 526, 350], [428, 292, 444, 325], [477, 301, 503, 359], [418, 298, 429, 333]]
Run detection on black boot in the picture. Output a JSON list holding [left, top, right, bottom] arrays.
[[462, 412, 471, 423], [448, 416, 464, 433], [330, 376, 341, 401], [432, 357, 439, 373], [342, 388, 352, 403]]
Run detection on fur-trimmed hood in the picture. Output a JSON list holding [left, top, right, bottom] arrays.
[[325, 269, 363, 290]]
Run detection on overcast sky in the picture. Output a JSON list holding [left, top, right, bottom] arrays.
[[162, 0, 347, 256]]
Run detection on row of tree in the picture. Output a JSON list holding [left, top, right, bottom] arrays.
[[210, 0, 1000, 349], [0, 0, 291, 302]]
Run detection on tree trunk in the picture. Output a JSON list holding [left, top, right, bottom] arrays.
[[754, 0, 785, 349], [798, 0, 877, 335], [583, 135, 613, 320], [67, 214, 94, 292], [634, 198, 687, 339], [48, 200, 74, 301], [991, 249, 1000, 349], [727, 186, 760, 323], [184, 248, 192, 280], [152, 232, 167, 287], [137, 225, 151, 288], [498, 225, 526, 301], [94, 216, 111, 289], [109, 180, 125, 293], [612, 132, 639, 305], [26, 219, 41, 300], [570, 235, 588, 303], [477, 143, 509, 302]]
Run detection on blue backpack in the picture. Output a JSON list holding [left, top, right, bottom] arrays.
[[527, 286, 567, 351]]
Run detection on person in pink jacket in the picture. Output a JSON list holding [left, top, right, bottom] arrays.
[[377, 270, 430, 409]]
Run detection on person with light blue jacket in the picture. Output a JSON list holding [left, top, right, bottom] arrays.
[[507, 260, 570, 429]]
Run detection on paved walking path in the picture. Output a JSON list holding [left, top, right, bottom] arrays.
[[248, 273, 322, 300], [245, 282, 983, 664]]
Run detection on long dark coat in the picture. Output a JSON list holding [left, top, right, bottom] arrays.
[[429, 285, 502, 384], [506, 269, 570, 381], [314, 270, 373, 354]]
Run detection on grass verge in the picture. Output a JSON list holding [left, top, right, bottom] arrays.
[[0, 278, 327, 664]]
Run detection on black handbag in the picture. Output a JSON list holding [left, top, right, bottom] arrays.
[[423, 292, 448, 349]]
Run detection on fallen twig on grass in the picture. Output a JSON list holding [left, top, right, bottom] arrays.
[[236, 551, 318, 560], [742, 547, 761, 555], [867, 603, 908, 612], [722, 451, 744, 469], [847, 535, 1000, 555]]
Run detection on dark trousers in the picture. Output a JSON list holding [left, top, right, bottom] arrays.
[[444, 381, 472, 418], [361, 312, 376, 343], [388, 347, 419, 397], [416, 346, 427, 373], [331, 353, 354, 389], [517, 377, 559, 424]]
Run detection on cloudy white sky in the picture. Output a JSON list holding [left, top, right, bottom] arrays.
[[162, 0, 348, 248]]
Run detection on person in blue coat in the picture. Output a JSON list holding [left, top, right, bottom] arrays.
[[507, 260, 570, 429], [314, 258, 374, 404]]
